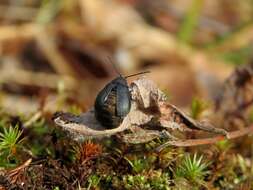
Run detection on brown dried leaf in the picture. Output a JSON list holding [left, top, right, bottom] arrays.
[[215, 62, 253, 128], [53, 110, 131, 141], [53, 77, 165, 141], [159, 102, 228, 135], [130, 77, 167, 108], [54, 78, 227, 143]]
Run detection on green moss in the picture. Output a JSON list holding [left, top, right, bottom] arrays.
[[0, 125, 25, 167], [175, 153, 210, 187]]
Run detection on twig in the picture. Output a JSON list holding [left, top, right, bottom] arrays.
[[24, 111, 42, 127], [0, 93, 59, 115], [7, 158, 32, 184], [34, 26, 77, 77], [0, 5, 38, 21], [0, 62, 77, 90], [156, 124, 253, 151], [0, 24, 36, 41]]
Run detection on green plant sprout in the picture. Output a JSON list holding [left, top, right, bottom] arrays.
[[0, 125, 24, 155], [125, 156, 149, 173], [175, 153, 210, 185], [178, 0, 204, 44], [123, 175, 150, 190], [87, 174, 101, 190]]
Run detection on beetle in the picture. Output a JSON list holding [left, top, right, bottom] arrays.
[[94, 71, 150, 129]]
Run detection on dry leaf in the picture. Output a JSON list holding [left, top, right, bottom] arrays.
[[54, 78, 227, 143], [215, 62, 253, 128]]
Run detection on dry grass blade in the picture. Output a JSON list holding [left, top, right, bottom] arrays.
[[23, 112, 42, 127], [6, 159, 32, 184]]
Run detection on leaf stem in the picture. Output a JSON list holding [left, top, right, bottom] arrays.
[[156, 125, 253, 151]]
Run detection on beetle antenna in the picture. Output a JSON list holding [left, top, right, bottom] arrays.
[[105, 56, 122, 77], [124, 71, 151, 78]]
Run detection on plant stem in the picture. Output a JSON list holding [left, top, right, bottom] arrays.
[[156, 124, 253, 151]]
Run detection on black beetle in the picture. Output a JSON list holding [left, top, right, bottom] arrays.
[[94, 70, 150, 129]]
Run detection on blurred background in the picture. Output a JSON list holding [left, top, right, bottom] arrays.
[[0, 0, 252, 115]]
